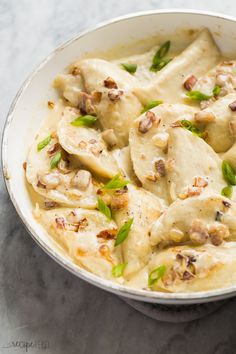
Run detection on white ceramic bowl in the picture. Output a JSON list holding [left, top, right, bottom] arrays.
[[3, 10, 236, 305]]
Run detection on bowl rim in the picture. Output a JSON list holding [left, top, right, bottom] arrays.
[[3, 8, 236, 304]]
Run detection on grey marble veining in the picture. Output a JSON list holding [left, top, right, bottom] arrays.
[[1, 1, 236, 353]]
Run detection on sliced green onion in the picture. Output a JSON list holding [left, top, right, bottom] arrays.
[[71, 115, 97, 127], [150, 58, 172, 72], [213, 85, 221, 97], [50, 152, 62, 169], [121, 63, 137, 74], [186, 91, 212, 101], [112, 263, 127, 277], [222, 160, 236, 185], [97, 197, 111, 220], [180, 119, 203, 138], [37, 135, 51, 151], [103, 174, 130, 190], [150, 41, 171, 72], [115, 218, 133, 246], [141, 100, 163, 114], [221, 185, 233, 198], [148, 265, 166, 287]]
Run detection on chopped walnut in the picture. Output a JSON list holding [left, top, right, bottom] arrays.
[[145, 172, 159, 182], [57, 159, 71, 174], [194, 111, 216, 123], [97, 228, 117, 240], [44, 200, 59, 209], [101, 129, 118, 149], [152, 132, 169, 149], [55, 217, 65, 229], [208, 223, 229, 246], [222, 200, 231, 208], [179, 186, 202, 199], [154, 158, 166, 177], [193, 176, 208, 188], [182, 270, 194, 281], [229, 120, 236, 137], [229, 100, 236, 111], [90, 146, 101, 156], [111, 189, 129, 210], [138, 111, 160, 134], [47, 101, 55, 109], [189, 219, 209, 245], [108, 89, 124, 102], [38, 173, 60, 190], [104, 77, 118, 89], [47, 143, 61, 156], [183, 75, 197, 91], [67, 215, 88, 232], [99, 244, 113, 263], [92, 91, 102, 103], [77, 91, 96, 115], [71, 170, 91, 191]]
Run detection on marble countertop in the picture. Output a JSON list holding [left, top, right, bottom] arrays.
[[1, 1, 236, 353]]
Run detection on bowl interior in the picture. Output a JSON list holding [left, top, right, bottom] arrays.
[[3, 10, 236, 304]]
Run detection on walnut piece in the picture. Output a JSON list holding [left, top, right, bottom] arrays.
[[138, 111, 160, 134]]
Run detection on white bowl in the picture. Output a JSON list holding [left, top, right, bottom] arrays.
[[3, 10, 236, 305]]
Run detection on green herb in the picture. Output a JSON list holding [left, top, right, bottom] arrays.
[[112, 263, 127, 277], [185, 91, 212, 101], [180, 119, 203, 138], [121, 63, 137, 74], [141, 100, 163, 114], [213, 85, 221, 97], [97, 197, 111, 220], [115, 218, 133, 246], [50, 152, 62, 169], [71, 115, 97, 127], [221, 185, 233, 198], [222, 160, 236, 185], [150, 41, 171, 72], [103, 174, 130, 190], [37, 135, 51, 151], [148, 265, 166, 287]]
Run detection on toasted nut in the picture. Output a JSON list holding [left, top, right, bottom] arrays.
[[182, 271, 194, 281], [194, 111, 216, 123], [104, 77, 118, 89], [208, 223, 229, 246], [47, 143, 61, 156], [229, 100, 236, 111], [138, 111, 160, 134], [145, 172, 159, 182], [55, 217, 66, 229], [38, 172, 60, 190], [58, 159, 71, 174], [44, 200, 59, 209], [71, 170, 91, 191], [99, 244, 113, 262], [92, 91, 102, 103], [216, 73, 231, 87], [222, 200, 231, 208], [152, 132, 169, 148], [102, 129, 118, 148], [108, 89, 124, 102], [193, 176, 208, 188], [78, 140, 87, 149], [97, 229, 117, 240], [179, 186, 202, 199], [154, 158, 166, 177], [48, 101, 55, 109], [78, 91, 96, 115], [189, 219, 209, 245], [229, 120, 236, 136], [171, 120, 182, 128], [111, 191, 129, 210], [183, 75, 197, 91]]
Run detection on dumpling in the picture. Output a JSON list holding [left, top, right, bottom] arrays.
[[57, 106, 119, 178], [26, 102, 100, 208], [129, 103, 195, 203], [76, 58, 143, 147], [167, 127, 225, 201], [112, 184, 163, 279], [150, 193, 236, 247], [35, 207, 122, 281], [148, 243, 236, 292], [193, 93, 236, 153], [134, 29, 220, 105]]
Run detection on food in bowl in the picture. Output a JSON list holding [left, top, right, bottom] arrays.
[[25, 28, 236, 293]]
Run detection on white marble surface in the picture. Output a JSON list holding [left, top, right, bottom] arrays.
[[2, 1, 236, 353]]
